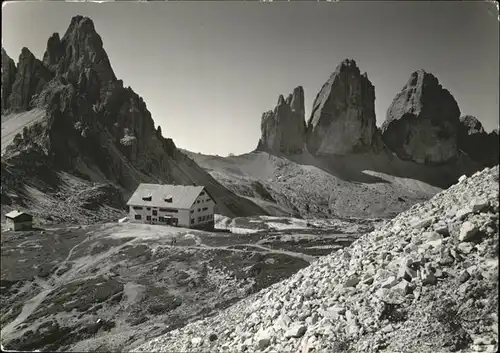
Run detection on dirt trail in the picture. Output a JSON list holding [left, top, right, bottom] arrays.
[[1, 223, 329, 348], [1, 234, 138, 342], [179, 239, 316, 263], [235, 243, 316, 262], [0, 288, 52, 339], [0, 236, 92, 340]]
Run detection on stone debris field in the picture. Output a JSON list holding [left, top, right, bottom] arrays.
[[134, 166, 499, 353]]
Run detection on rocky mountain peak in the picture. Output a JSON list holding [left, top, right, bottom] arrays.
[[457, 115, 499, 167], [257, 87, 306, 154], [336, 58, 361, 74], [277, 94, 285, 106], [6, 47, 52, 112], [381, 70, 460, 165], [18, 47, 38, 66], [42, 32, 64, 73], [290, 86, 305, 117], [55, 15, 116, 84], [459, 115, 485, 135], [1, 48, 17, 111], [2, 16, 265, 220], [306, 58, 376, 155]]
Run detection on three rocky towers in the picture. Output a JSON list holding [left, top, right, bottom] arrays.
[[257, 59, 499, 168]]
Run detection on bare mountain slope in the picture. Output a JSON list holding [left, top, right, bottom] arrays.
[[136, 165, 499, 353], [1, 109, 46, 154], [1, 16, 266, 222], [181, 149, 481, 219], [1, 217, 373, 352]]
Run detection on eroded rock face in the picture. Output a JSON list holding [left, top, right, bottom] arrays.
[[457, 115, 499, 167], [258, 86, 306, 154], [3, 15, 265, 218], [56, 15, 116, 85], [1, 48, 17, 112], [381, 70, 461, 165], [42, 33, 65, 73], [6, 48, 52, 112], [306, 59, 376, 155]]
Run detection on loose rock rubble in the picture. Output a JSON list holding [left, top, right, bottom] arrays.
[[133, 166, 499, 353]]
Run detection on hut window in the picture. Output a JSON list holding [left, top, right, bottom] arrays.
[[160, 208, 178, 213]]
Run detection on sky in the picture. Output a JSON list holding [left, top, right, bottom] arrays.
[[2, 1, 499, 156]]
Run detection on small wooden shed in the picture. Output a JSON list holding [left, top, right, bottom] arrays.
[[5, 210, 33, 231]]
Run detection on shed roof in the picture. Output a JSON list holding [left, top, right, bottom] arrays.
[[5, 210, 33, 220], [126, 184, 212, 209]]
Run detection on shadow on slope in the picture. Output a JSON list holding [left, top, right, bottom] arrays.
[[1, 150, 126, 225], [272, 150, 390, 185], [183, 148, 483, 219], [0, 107, 267, 221], [282, 149, 481, 189], [1, 109, 47, 155]]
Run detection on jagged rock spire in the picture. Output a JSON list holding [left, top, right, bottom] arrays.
[[306, 58, 376, 155], [52, 15, 117, 84], [258, 86, 306, 154], [381, 70, 460, 165], [42, 32, 64, 73], [7, 47, 52, 112], [1, 48, 17, 111], [457, 115, 499, 167]]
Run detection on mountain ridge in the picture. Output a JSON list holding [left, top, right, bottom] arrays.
[[2, 17, 498, 223], [1, 16, 267, 222], [182, 60, 497, 220]]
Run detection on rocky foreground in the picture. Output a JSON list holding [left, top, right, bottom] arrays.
[[134, 166, 499, 353], [1, 218, 372, 352]]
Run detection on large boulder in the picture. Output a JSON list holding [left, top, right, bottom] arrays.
[[1, 48, 17, 112], [457, 115, 499, 167], [306, 59, 376, 155], [257, 86, 306, 154], [381, 70, 460, 165], [6, 47, 52, 112]]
